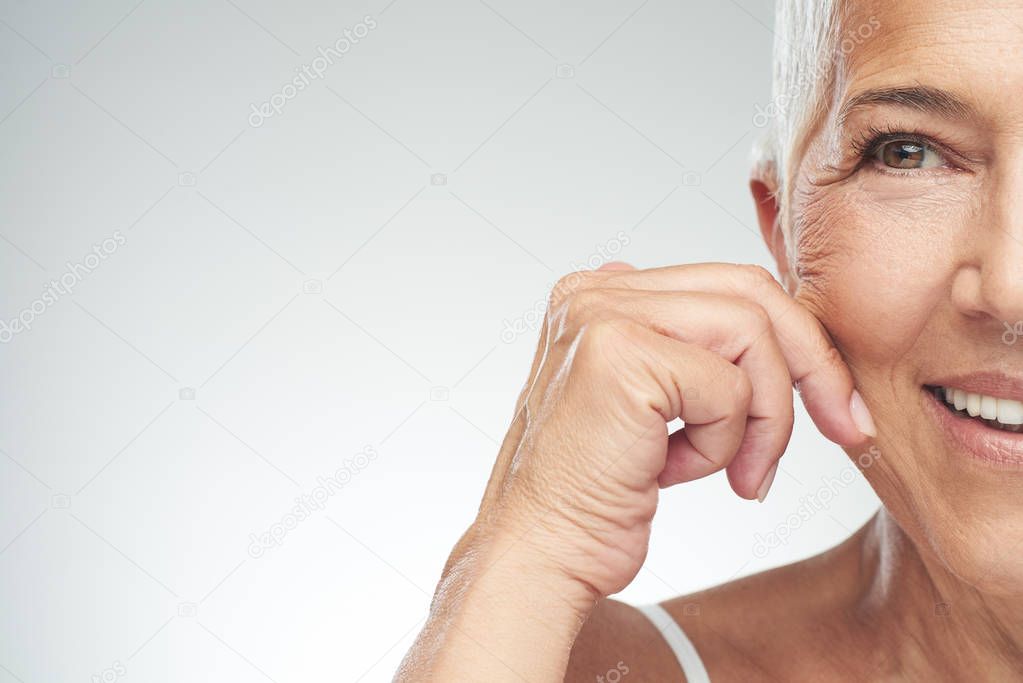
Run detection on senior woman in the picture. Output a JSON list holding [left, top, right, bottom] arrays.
[[397, 0, 1023, 679]]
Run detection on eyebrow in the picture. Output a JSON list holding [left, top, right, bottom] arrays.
[[838, 85, 976, 124]]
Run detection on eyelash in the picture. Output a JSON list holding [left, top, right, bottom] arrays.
[[850, 124, 956, 174]]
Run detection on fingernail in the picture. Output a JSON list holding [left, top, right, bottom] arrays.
[[849, 390, 877, 438], [757, 462, 778, 503]]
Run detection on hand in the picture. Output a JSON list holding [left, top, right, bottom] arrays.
[[470, 262, 875, 603]]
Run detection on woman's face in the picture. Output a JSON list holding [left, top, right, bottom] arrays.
[[786, 0, 1023, 593]]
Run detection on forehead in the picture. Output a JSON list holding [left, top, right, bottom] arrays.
[[840, 0, 1023, 116]]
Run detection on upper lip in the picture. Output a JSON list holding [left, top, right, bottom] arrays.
[[927, 372, 1023, 403]]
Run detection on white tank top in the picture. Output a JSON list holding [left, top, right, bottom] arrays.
[[635, 604, 711, 683]]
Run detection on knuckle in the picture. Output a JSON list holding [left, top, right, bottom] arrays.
[[710, 299, 770, 358], [736, 299, 771, 331], [705, 444, 734, 469], [559, 288, 609, 327], [550, 270, 597, 308], [579, 318, 622, 353], [738, 264, 782, 292], [728, 367, 755, 410], [575, 318, 641, 367]]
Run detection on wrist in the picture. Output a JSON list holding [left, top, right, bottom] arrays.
[[464, 512, 602, 610], [424, 522, 598, 680], [472, 521, 600, 614]]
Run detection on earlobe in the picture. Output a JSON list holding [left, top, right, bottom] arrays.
[[749, 174, 795, 292]]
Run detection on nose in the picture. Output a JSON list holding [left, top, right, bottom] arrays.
[[952, 169, 1023, 325]]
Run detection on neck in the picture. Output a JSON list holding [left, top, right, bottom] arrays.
[[849, 508, 1023, 678]]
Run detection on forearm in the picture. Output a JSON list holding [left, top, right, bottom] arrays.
[[395, 525, 598, 682]]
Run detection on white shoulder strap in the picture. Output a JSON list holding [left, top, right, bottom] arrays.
[[635, 603, 711, 683]]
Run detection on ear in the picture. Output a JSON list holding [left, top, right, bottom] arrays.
[[749, 171, 796, 292]]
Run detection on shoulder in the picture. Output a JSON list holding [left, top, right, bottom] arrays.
[[567, 598, 685, 682], [567, 592, 762, 682], [657, 545, 857, 680], [569, 550, 852, 682]]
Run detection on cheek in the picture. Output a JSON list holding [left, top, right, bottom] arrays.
[[790, 178, 974, 368]]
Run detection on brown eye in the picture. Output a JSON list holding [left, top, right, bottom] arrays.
[[875, 140, 943, 169]]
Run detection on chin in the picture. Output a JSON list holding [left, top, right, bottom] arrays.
[[859, 380, 1023, 598], [924, 380, 1023, 598]]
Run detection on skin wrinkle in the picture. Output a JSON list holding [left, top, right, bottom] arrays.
[[765, 2, 1023, 674], [790, 184, 843, 296], [407, 2, 1023, 679], [760, 0, 1023, 678]]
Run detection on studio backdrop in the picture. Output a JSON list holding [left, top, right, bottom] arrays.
[[0, 1, 878, 681]]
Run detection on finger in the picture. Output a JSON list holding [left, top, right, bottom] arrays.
[[568, 263, 872, 447], [580, 320, 752, 482], [552, 287, 792, 499], [655, 342, 753, 487]]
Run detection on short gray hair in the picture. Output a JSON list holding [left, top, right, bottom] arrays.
[[753, 0, 844, 238]]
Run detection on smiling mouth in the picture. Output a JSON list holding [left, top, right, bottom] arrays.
[[929, 385, 1023, 433]]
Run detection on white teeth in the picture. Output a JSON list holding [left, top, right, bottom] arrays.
[[981, 395, 998, 420], [998, 398, 1023, 425], [940, 386, 1023, 429], [953, 389, 967, 411], [966, 392, 982, 417]]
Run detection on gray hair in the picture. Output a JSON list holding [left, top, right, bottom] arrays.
[[753, 0, 845, 241]]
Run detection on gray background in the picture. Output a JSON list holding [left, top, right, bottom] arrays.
[[0, 1, 879, 681]]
